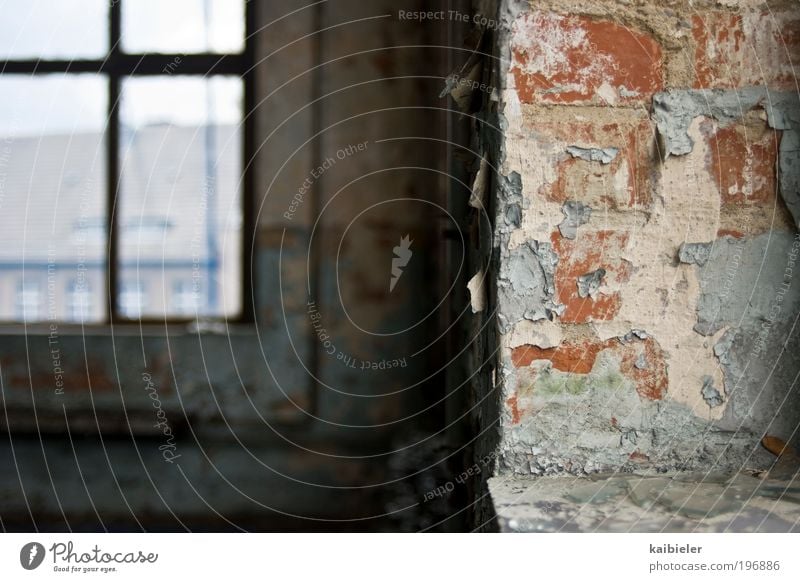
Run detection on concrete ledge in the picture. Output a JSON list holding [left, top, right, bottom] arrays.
[[489, 472, 800, 533]]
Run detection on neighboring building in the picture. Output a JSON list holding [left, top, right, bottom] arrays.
[[0, 123, 242, 322]]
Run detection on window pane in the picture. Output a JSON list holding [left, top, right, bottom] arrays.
[[0, 75, 108, 323], [119, 76, 243, 319], [67, 279, 94, 322], [122, 0, 245, 54], [0, 0, 108, 59]]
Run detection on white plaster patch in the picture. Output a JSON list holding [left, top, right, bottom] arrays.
[[613, 159, 632, 207], [467, 269, 487, 313], [597, 81, 619, 105], [504, 122, 564, 247], [504, 319, 564, 349], [658, 118, 721, 242], [587, 118, 728, 419]]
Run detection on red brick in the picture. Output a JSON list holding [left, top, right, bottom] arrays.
[[693, 11, 800, 89], [506, 394, 522, 425], [511, 341, 603, 373], [716, 228, 746, 238], [551, 231, 632, 323], [618, 337, 668, 401], [703, 121, 779, 206], [510, 336, 668, 401], [510, 12, 663, 105], [539, 118, 654, 209]]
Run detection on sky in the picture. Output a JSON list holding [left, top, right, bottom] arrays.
[[0, 0, 244, 136]]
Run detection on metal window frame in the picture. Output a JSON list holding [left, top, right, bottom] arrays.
[[0, 0, 255, 325]]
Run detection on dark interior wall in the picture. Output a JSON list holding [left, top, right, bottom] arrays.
[[0, 0, 462, 531], [256, 0, 452, 432]]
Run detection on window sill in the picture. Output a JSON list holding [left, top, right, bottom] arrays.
[[0, 321, 258, 337]]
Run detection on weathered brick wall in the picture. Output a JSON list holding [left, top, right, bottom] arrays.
[[483, 0, 800, 480]]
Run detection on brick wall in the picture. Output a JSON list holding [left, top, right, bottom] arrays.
[[479, 0, 800, 481]]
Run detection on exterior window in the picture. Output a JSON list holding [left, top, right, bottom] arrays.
[[172, 280, 202, 316], [15, 281, 41, 321], [120, 281, 146, 319], [67, 280, 93, 322], [0, 0, 251, 323]]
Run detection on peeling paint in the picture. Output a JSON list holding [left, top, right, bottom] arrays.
[[476, 2, 800, 510], [577, 268, 606, 298], [678, 242, 713, 266], [509, 11, 663, 106], [506, 319, 564, 349], [469, 157, 490, 210], [686, 232, 800, 446], [653, 88, 769, 157], [499, 335, 755, 475], [713, 329, 739, 396], [620, 329, 649, 343], [566, 145, 619, 164], [712, 303, 800, 445], [701, 375, 724, 408], [495, 171, 525, 246], [467, 269, 487, 313], [497, 240, 562, 332], [653, 88, 800, 227], [694, 233, 800, 336], [558, 201, 592, 239], [499, 170, 523, 205], [505, 203, 522, 227], [511, 332, 667, 400]]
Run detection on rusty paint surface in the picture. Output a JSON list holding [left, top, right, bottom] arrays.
[[511, 12, 663, 105], [551, 231, 631, 323]]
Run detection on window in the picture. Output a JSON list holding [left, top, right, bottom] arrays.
[[0, 0, 252, 323], [120, 281, 146, 319], [67, 279, 93, 322], [14, 281, 41, 321], [172, 280, 202, 316]]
